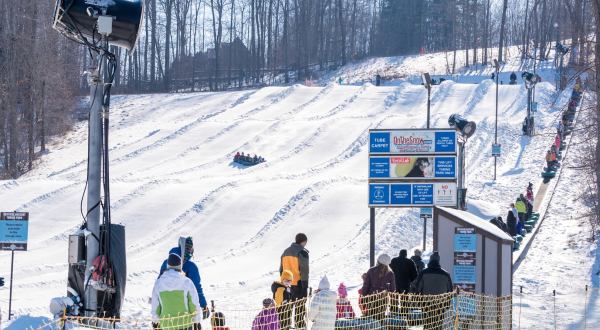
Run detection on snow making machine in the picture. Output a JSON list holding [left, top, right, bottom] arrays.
[[50, 0, 144, 321]]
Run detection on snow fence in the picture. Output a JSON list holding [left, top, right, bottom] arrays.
[[33, 291, 512, 329]]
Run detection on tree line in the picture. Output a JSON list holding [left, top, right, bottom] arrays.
[[0, 0, 594, 178]]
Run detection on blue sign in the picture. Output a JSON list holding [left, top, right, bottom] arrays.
[[453, 264, 476, 284], [434, 157, 456, 178], [391, 184, 411, 205], [369, 183, 457, 207], [0, 212, 29, 251], [368, 156, 456, 179], [492, 144, 501, 157], [454, 228, 477, 252], [369, 184, 390, 205], [369, 157, 390, 178], [420, 207, 433, 217], [369, 129, 457, 154], [434, 131, 457, 153], [412, 184, 433, 205], [369, 132, 391, 153]]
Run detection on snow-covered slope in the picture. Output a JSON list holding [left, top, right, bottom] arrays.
[[0, 76, 562, 324]]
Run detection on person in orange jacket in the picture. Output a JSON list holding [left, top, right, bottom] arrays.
[[279, 233, 309, 328]]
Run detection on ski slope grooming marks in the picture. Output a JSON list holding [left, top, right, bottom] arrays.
[[1, 79, 562, 320]]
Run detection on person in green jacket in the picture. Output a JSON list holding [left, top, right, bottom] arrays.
[[152, 253, 202, 329], [515, 198, 527, 234]]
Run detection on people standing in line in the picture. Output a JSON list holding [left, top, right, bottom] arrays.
[[280, 233, 309, 329], [308, 275, 337, 330], [515, 197, 527, 233], [506, 206, 518, 236], [272, 270, 294, 330], [159, 237, 210, 321], [152, 253, 202, 330], [511, 202, 521, 234], [412, 251, 453, 330], [411, 249, 426, 276], [361, 254, 396, 321], [526, 182, 534, 202], [335, 283, 356, 319], [252, 298, 280, 330], [390, 249, 418, 294]]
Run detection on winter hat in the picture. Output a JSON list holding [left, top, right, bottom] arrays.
[[400, 249, 408, 258], [414, 249, 422, 257], [318, 275, 330, 291], [377, 253, 391, 266], [338, 283, 348, 298], [280, 270, 294, 282], [295, 233, 308, 245], [167, 253, 182, 271], [178, 236, 194, 262], [262, 298, 275, 308], [430, 251, 441, 263]]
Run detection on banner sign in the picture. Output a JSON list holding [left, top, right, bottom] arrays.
[[368, 183, 457, 207], [369, 156, 456, 179], [369, 129, 457, 154], [453, 227, 476, 292], [0, 212, 29, 251]]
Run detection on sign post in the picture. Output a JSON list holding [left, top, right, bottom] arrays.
[[369, 129, 461, 264], [1, 212, 29, 320], [420, 208, 433, 251]]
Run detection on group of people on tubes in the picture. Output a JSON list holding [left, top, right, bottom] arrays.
[[150, 233, 455, 329]]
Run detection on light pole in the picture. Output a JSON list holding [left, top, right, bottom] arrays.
[[493, 59, 500, 181], [422, 72, 432, 128], [554, 22, 559, 90]]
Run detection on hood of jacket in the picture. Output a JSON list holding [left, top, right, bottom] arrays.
[[318, 275, 330, 291]]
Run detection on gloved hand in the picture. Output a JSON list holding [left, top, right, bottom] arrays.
[[202, 307, 210, 320], [152, 322, 160, 329], [193, 322, 202, 330]]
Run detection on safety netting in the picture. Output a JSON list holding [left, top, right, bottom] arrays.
[[34, 290, 513, 329]]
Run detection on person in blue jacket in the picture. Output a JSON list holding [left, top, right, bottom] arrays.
[[160, 237, 210, 321]]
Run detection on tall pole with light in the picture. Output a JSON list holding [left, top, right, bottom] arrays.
[[493, 60, 500, 181], [554, 22, 559, 90], [422, 72, 432, 129], [421, 72, 432, 251]]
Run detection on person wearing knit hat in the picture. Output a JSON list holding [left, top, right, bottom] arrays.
[[167, 253, 182, 271], [412, 251, 453, 329], [411, 249, 425, 275], [336, 283, 356, 320], [151, 252, 202, 330], [361, 254, 396, 320], [159, 237, 209, 321], [252, 298, 280, 330], [271, 270, 293, 329], [308, 275, 337, 330]]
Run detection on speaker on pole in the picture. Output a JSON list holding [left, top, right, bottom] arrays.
[[448, 114, 477, 139]]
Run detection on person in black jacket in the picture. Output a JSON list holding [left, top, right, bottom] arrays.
[[411, 249, 425, 275], [390, 250, 418, 294], [506, 210, 518, 236], [413, 252, 453, 330]]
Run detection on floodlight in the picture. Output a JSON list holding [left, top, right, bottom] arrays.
[[448, 114, 477, 138], [53, 0, 144, 51]]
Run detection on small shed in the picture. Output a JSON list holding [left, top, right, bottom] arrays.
[[433, 206, 513, 296]]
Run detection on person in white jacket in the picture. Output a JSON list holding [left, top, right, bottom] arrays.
[[152, 253, 202, 329], [308, 275, 337, 330]]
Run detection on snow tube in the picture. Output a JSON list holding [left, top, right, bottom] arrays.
[[525, 224, 533, 233], [541, 171, 556, 179]]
